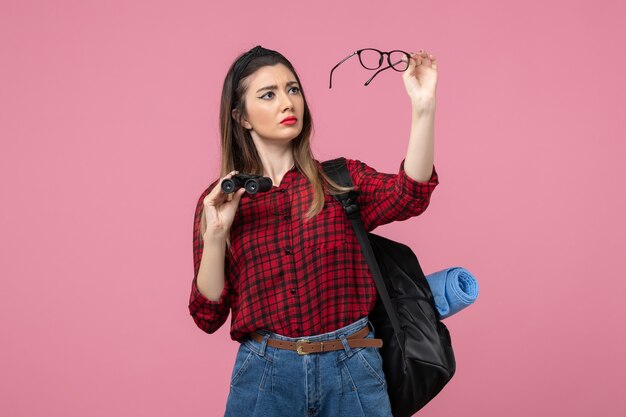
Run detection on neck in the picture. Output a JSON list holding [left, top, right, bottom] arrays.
[[259, 153, 295, 184], [249, 133, 295, 185]]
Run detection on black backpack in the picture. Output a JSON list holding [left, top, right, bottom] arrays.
[[321, 157, 456, 417]]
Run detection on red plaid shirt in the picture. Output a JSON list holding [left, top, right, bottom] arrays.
[[188, 158, 439, 342]]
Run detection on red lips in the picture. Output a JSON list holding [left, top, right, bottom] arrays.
[[281, 116, 297, 124]]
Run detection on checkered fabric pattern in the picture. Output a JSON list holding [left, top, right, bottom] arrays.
[[188, 158, 439, 342]]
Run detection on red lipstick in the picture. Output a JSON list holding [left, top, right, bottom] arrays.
[[281, 116, 297, 125]]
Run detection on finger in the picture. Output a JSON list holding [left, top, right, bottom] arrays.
[[221, 170, 238, 180], [222, 170, 238, 182], [208, 170, 240, 202], [421, 50, 435, 61], [428, 54, 437, 70], [226, 187, 245, 205], [404, 52, 417, 73], [413, 51, 423, 66], [418, 49, 435, 65], [217, 170, 239, 191], [233, 187, 246, 203]]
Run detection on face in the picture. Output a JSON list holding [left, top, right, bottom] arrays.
[[232, 63, 305, 146]]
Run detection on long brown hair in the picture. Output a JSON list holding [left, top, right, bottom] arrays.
[[201, 45, 356, 250]]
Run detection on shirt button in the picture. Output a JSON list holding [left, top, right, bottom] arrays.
[[284, 215, 290, 220], [285, 249, 291, 255], [280, 188, 287, 192], [290, 289, 296, 295]]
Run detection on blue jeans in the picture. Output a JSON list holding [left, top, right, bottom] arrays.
[[224, 316, 393, 417]]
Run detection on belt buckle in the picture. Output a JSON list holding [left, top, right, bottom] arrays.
[[296, 339, 310, 355]]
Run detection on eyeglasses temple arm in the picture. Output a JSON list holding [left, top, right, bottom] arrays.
[[329, 51, 357, 89], [364, 59, 405, 86]]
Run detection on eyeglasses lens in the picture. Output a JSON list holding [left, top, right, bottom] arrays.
[[359, 49, 383, 70], [389, 51, 409, 71]]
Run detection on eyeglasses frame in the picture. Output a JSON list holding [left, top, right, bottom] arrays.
[[329, 48, 411, 89]]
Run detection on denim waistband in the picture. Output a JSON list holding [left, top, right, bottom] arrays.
[[255, 316, 372, 342]]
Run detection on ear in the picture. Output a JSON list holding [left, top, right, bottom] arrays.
[[231, 108, 252, 130]]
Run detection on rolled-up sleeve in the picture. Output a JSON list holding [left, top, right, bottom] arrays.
[[187, 183, 233, 334], [346, 158, 439, 232]]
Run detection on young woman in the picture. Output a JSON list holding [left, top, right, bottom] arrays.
[[188, 45, 439, 417]]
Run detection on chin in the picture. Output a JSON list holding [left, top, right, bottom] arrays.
[[279, 128, 303, 141]]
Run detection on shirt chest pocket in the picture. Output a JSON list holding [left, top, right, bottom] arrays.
[[301, 196, 351, 250]]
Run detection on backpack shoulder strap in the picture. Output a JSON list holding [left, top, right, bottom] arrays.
[[321, 157, 406, 347], [321, 157, 361, 218], [321, 157, 351, 185]]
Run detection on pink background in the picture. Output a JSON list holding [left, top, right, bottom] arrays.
[[1, 0, 625, 416]]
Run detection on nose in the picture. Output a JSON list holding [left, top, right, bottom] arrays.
[[279, 90, 294, 111]]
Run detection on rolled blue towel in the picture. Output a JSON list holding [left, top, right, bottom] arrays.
[[425, 267, 479, 320]]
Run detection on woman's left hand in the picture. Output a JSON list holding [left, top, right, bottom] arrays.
[[402, 50, 438, 107]]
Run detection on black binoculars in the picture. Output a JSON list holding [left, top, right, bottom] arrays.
[[221, 173, 273, 195]]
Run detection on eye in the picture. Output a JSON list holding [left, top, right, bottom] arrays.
[[259, 86, 300, 100]]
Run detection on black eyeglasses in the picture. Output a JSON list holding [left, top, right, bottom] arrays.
[[329, 48, 411, 88]]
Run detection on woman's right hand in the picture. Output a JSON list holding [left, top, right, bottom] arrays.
[[202, 170, 246, 241]]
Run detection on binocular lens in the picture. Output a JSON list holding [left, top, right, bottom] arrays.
[[250, 177, 273, 194], [245, 180, 258, 194], [220, 175, 273, 195], [221, 179, 236, 193]]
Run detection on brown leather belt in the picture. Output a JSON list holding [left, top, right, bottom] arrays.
[[249, 325, 383, 355]]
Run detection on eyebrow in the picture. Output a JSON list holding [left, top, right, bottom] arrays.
[[256, 81, 299, 94]]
